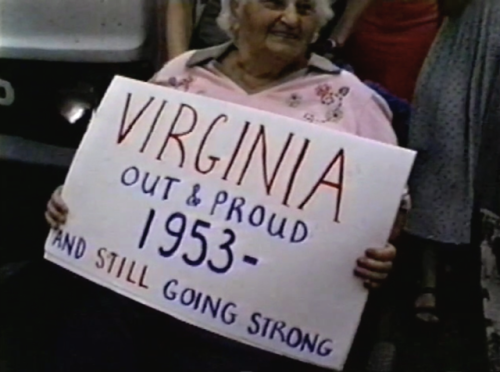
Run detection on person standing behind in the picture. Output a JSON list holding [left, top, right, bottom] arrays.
[[166, 0, 197, 59], [341, 0, 440, 101], [166, 0, 229, 60], [406, 1, 499, 369]]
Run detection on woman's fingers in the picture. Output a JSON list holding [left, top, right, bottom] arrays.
[[365, 244, 396, 262], [354, 266, 388, 282], [364, 280, 382, 289], [46, 186, 68, 228], [354, 244, 397, 288], [45, 211, 61, 230], [357, 256, 393, 273], [51, 186, 68, 214], [46, 200, 66, 226]]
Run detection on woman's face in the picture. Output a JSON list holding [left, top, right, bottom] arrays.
[[236, 0, 320, 61]]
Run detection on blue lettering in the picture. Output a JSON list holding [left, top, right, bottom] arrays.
[[121, 166, 140, 186], [52, 230, 63, 248], [74, 237, 86, 259], [267, 214, 286, 239], [246, 312, 333, 357], [210, 191, 309, 242], [290, 220, 308, 244], [180, 288, 198, 306], [317, 339, 333, 357], [163, 279, 239, 325], [300, 333, 319, 353], [210, 191, 228, 215], [286, 327, 302, 348], [248, 205, 266, 227], [53, 231, 87, 259], [261, 316, 273, 336], [162, 176, 181, 200], [220, 303, 237, 325], [163, 279, 178, 300], [141, 172, 160, 196], [247, 312, 261, 335], [270, 321, 287, 342], [226, 197, 245, 223], [201, 295, 221, 318], [62, 233, 75, 255]]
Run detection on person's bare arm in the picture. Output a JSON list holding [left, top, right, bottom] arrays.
[[330, 0, 376, 47], [166, 0, 196, 60]]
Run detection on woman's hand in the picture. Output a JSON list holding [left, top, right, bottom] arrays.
[[45, 186, 69, 229], [354, 244, 396, 289]]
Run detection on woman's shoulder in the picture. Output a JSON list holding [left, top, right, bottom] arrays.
[[324, 68, 392, 118], [317, 69, 395, 144], [149, 51, 198, 84], [334, 69, 383, 102]]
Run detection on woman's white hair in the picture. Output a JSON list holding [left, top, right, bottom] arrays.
[[217, 0, 334, 39]]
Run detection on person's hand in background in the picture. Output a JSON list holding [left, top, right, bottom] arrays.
[[330, 0, 376, 47]]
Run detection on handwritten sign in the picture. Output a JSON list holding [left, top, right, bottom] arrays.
[[44, 76, 415, 370]]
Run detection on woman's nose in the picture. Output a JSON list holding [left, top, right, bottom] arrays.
[[281, 5, 299, 26]]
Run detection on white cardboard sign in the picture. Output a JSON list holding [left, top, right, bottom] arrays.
[[44, 76, 415, 370]]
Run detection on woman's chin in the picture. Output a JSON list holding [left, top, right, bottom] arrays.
[[264, 40, 305, 61]]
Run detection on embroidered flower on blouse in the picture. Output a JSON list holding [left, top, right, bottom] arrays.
[[326, 108, 344, 122], [287, 93, 302, 108], [165, 76, 194, 92], [167, 77, 178, 87], [304, 113, 315, 122], [338, 87, 350, 96], [321, 92, 335, 105], [308, 85, 352, 123], [316, 84, 351, 106], [315, 83, 332, 98]]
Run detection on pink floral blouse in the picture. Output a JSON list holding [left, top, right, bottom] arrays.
[[150, 44, 397, 146], [150, 44, 409, 209]]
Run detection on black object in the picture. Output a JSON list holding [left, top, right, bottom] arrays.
[[190, 0, 229, 50]]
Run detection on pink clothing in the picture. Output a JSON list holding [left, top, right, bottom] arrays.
[[150, 45, 397, 147]]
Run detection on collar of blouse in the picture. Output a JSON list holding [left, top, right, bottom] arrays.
[[186, 42, 342, 75]]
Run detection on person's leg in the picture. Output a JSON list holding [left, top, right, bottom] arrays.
[[45, 285, 156, 372], [415, 238, 439, 323]]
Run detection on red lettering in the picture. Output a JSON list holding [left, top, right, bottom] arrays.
[[107, 252, 118, 274], [195, 114, 227, 174], [117, 93, 155, 144], [138, 265, 149, 289], [95, 247, 106, 269], [126, 260, 137, 285], [236, 125, 293, 195], [140, 100, 167, 153], [298, 149, 345, 222], [222, 121, 251, 180], [156, 103, 198, 166], [116, 257, 127, 278], [282, 139, 310, 206]]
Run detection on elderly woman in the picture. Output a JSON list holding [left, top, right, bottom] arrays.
[[44, 0, 407, 370], [167, 0, 377, 60]]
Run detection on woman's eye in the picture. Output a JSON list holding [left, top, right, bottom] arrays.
[[262, 0, 286, 9], [296, 2, 313, 14], [297, 4, 314, 14]]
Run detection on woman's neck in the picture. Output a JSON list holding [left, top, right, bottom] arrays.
[[220, 48, 307, 93]]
